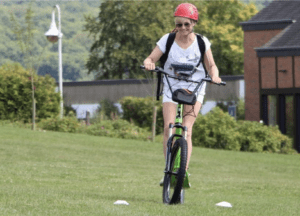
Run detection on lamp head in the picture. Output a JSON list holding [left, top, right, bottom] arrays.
[[45, 19, 59, 43], [45, 12, 62, 43], [46, 35, 58, 43]]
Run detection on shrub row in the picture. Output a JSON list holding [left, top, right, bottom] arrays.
[[120, 96, 163, 134], [120, 96, 293, 153], [34, 104, 297, 154], [193, 107, 294, 154], [38, 113, 82, 133], [85, 119, 151, 141], [37, 115, 152, 141], [2, 90, 295, 154]]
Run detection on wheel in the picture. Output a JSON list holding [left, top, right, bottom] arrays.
[[180, 189, 185, 204], [162, 137, 187, 204], [163, 137, 187, 204]]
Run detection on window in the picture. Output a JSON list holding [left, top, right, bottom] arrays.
[[286, 96, 294, 138], [268, 95, 277, 126]]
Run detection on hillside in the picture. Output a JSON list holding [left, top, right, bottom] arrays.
[[2, 0, 101, 82]]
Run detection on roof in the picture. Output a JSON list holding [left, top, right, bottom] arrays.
[[249, 1, 300, 22], [240, 0, 300, 57], [63, 79, 150, 87]]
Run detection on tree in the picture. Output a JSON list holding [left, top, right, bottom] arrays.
[[0, 63, 60, 122], [10, 4, 40, 130], [84, 1, 174, 80], [84, 0, 257, 79], [196, 0, 257, 75]]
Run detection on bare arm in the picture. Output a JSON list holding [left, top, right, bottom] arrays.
[[204, 48, 222, 83], [143, 46, 163, 70]]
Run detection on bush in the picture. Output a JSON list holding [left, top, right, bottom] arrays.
[[193, 107, 240, 150], [89, 99, 122, 124], [99, 98, 121, 120], [0, 119, 33, 130], [0, 63, 60, 122], [236, 99, 245, 120], [237, 121, 294, 154], [85, 119, 151, 141], [120, 96, 163, 134], [192, 107, 295, 153], [38, 113, 82, 133]]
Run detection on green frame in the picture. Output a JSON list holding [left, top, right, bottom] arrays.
[[172, 103, 190, 188]]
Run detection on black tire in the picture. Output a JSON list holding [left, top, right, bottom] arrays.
[[180, 189, 185, 204], [163, 137, 187, 204]]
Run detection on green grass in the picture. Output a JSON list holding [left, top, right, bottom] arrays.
[[0, 125, 299, 216]]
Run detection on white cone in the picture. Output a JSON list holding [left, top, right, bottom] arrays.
[[114, 200, 129, 205], [216, 201, 232, 208]]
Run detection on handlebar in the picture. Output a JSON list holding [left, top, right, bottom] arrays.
[[140, 65, 226, 86]]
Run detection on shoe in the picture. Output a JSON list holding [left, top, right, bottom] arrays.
[[159, 176, 175, 187], [160, 172, 191, 187], [160, 175, 176, 187], [159, 176, 164, 186], [183, 171, 191, 188]]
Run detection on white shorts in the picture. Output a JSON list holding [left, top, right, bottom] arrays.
[[162, 90, 205, 105]]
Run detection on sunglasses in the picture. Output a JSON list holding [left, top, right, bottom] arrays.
[[175, 22, 191, 28]]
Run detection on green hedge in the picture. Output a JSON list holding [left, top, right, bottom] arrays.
[[192, 107, 295, 153], [0, 63, 60, 122], [37, 115, 152, 141], [7, 95, 296, 154], [119, 96, 295, 153], [85, 119, 151, 141], [38, 112, 82, 133], [120, 96, 163, 134]]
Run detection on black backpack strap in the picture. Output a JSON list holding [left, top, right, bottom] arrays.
[[160, 33, 176, 68], [156, 73, 162, 101], [196, 34, 209, 77], [157, 33, 176, 100]]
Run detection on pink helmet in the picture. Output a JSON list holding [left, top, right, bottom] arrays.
[[174, 3, 198, 22]]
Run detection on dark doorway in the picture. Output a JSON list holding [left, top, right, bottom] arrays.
[[278, 95, 286, 134], [294, 94, 300, 152], [261, 93, 300, 152]]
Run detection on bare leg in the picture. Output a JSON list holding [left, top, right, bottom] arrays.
[[162, 102, 177, 159], [182, 101, 202, 170]]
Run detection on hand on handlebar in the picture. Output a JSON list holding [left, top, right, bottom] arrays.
[[143, 60, 156, 71], [141, 64, 226, 86], [211, 75, 222, 84]]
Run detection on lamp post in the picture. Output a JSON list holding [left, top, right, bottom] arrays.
[[45, 5, 63, 118]]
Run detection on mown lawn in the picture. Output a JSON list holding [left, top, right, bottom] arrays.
[[0, 125, 299, 216]]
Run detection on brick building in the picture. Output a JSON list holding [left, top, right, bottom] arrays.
[[240, 1, 300, 152]]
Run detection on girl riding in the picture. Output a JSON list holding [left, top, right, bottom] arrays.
[[143, 3, 222, 184]]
